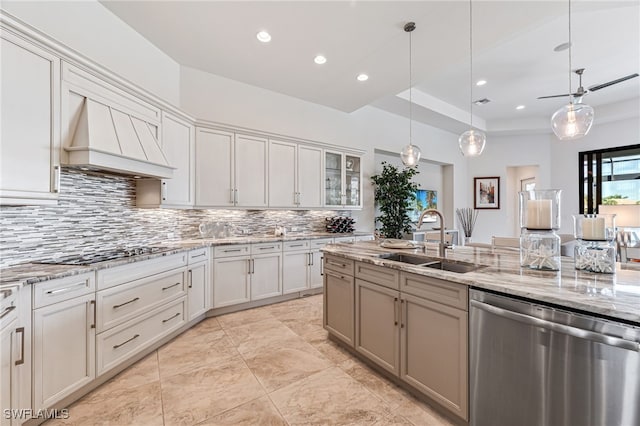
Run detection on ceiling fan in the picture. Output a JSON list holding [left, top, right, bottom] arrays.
[[538, 68, 639, 100]]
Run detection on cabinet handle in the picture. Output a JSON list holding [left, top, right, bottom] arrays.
[[247, 259, 252, 275], [290, 244, 304, 248], [188, 270, 193, 288], [113, 334, 140, 349], [53, 165, 61, 193], [0, 305, 16, 319], [162, 312, 181, 323], [113, 297, 140, 309], [251, 259, 255, 274], [324, 271, 346, 281], [259, 246, 276, 250], [229, 188, 235, 204], [320, 256, 324, 276], [400, 299, 405, 328], [191, 252, 206, 258], [15, 327, 25, 366], [327, 260, 346, 268], [162, 282, 181, 291], [90, 300, 96, 329], [234, 189, 238, 204], [310, 252, 314, 266], [224, 248, 243, 253], [161, 181, 167, 201], [394, 297, 398, 326], [46, 281, 86, 295]]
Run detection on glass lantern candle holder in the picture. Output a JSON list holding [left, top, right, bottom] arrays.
[[519, 190, 562, 231], [573, 214, 616, 242], [520, 230, 561, 271], [574, 240, 616, 274]]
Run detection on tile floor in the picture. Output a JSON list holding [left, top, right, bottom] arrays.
[[48, 295, 454, 426]]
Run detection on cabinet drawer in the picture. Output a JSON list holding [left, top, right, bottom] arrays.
[[0, 284, 20, 329], [309, 238, 333, 250], [96, 268, 186, 332], [251, 242, 282, 255], [34, 272, 95, 308], [188, 247, 209, 263], [334, 236, 355, 243], [283, 240, 310, 252], [214, 245, 250, 258], [97, 252, 187, 290], [96, 297, 186, 376], [355, 262, 399, 290], [324, 254, 354, 276], [400, 272, 468, 311]]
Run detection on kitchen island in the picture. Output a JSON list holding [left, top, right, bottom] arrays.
[[322, 240, 640, 425]]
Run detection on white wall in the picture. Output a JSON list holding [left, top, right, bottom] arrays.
[[2, 0, 181, 105], [180, 65, 468, 232]]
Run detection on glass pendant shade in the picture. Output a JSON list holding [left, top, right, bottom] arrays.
[[458, 129, 486, 157], [551, 102, 594, 140], [400, 144, 421, 167]]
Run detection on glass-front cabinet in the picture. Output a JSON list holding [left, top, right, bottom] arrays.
[[325, 151, 361, 208]]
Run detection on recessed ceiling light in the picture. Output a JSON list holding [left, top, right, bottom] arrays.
[[476, 79, 487, 86], [516, 105, 526, 110], [357, 73, 369, 82], [256, 31, 271, 43], [554, 42, 571, 52], [314, 55, 327, 65]]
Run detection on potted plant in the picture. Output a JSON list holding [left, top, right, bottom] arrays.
[[371, 161, 419, 239]]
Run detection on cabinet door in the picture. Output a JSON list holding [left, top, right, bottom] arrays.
[[400, 293, 468, 420], [268, 140, 297, 208], [298, 145, 323, 208], [355, 279, 400, 376], [1, 318, 17, 426], [213, 257, 250, 308], [1, 31, 60, 205], [308, 250, 323, 289], [235, 134, 268, 207], [324, 151, 343, 207], [187, 261, 208, 321], [33, 294, 96, 410], [161, 112, 194, 207], [344, 155, 361, 207], [282, 251, 309, 294], [323, 270, 354, 346], [250, 253, 281, 300], [195, 128, 234, 207]]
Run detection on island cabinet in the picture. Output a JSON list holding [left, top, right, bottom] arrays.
[[327, 260, 469, 421], [323, 255, 355, 346]]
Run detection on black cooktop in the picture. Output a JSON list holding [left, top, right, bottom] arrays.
[[36, 247, 169, 266]]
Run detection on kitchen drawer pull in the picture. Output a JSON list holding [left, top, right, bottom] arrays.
[[113, 297, 140, 309], [15, 327, 25, 366], [327, 260, 347, 268], [191, 252, 206, 258], [162, 312, 181, 323], [224, 248, 243, 253], [324, 271, 346, 280], [259, 246, 276, 250], [46, 282, 86, 295], [113, 334, 140, 349], [290, 244, 304, 247], [0, 305, 16, 319], [162, 282, 181, 291], [90, 300, 96, 329]]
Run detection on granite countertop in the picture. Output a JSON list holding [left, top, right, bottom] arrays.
[[0, 232, 371, 286], [322, 241, 640, 325]]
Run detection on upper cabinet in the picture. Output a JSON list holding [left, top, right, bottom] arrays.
[[325, 151, 362, 209], [269, 140, 323, 208], [195, 127, 268, 208], [0, 29, 61, 206]]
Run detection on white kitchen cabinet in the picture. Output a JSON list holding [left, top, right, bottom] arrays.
[[268, 140, 323, 208], [0, 29, 60, 206], [282, 250, 309, 294], [187, 248, 209, 321], [195, 129, 268, 208], [213, 256, 251, 308], [250, 253, 282, 300], [137, 112, 195, 208], [1, 315, 18, 426], [325, 151, 361, 209], [33, 293, 96, 410]]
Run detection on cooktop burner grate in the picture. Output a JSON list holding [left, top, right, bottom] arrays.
[[35, 246, 169, 265]]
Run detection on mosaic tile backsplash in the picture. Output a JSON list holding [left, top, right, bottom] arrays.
[[0, 168, 349, 267]]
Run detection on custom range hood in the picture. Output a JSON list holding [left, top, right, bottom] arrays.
[[64, 98, 174, 179]]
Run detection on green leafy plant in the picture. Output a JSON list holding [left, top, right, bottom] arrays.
[[371, 161, 419, 239]]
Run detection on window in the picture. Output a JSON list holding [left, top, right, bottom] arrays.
[[579, 144, 640, 213]]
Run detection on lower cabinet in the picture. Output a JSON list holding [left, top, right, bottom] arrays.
[[251, 253, 282, 300], [213, 255, 251, 308], [33, 292, 96, 410], [323, 255, 355, 346], [187, 248, 210, 321]]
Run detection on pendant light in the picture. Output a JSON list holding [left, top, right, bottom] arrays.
[[400, 22, 421, 167], [551, 0, 594, 140], [458, 0, 486, 157]]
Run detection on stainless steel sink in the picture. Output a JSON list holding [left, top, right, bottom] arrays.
[[378, 253, 484, 273], [423, 260, 485, 273]]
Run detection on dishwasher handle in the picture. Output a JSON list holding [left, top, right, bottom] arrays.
[[470, 299, 640, 352]]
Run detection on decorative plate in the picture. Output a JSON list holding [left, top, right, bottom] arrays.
[[379, 240, 419, 249]]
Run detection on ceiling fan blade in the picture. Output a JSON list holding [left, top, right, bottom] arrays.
[[537, 93, 574, 99], [588, 73, 639, 92]]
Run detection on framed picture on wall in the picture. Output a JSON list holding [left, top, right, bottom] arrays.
[[474, 177, 500, 209]]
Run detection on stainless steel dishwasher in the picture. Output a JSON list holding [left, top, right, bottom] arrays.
[[470, 289, 640, 426]]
